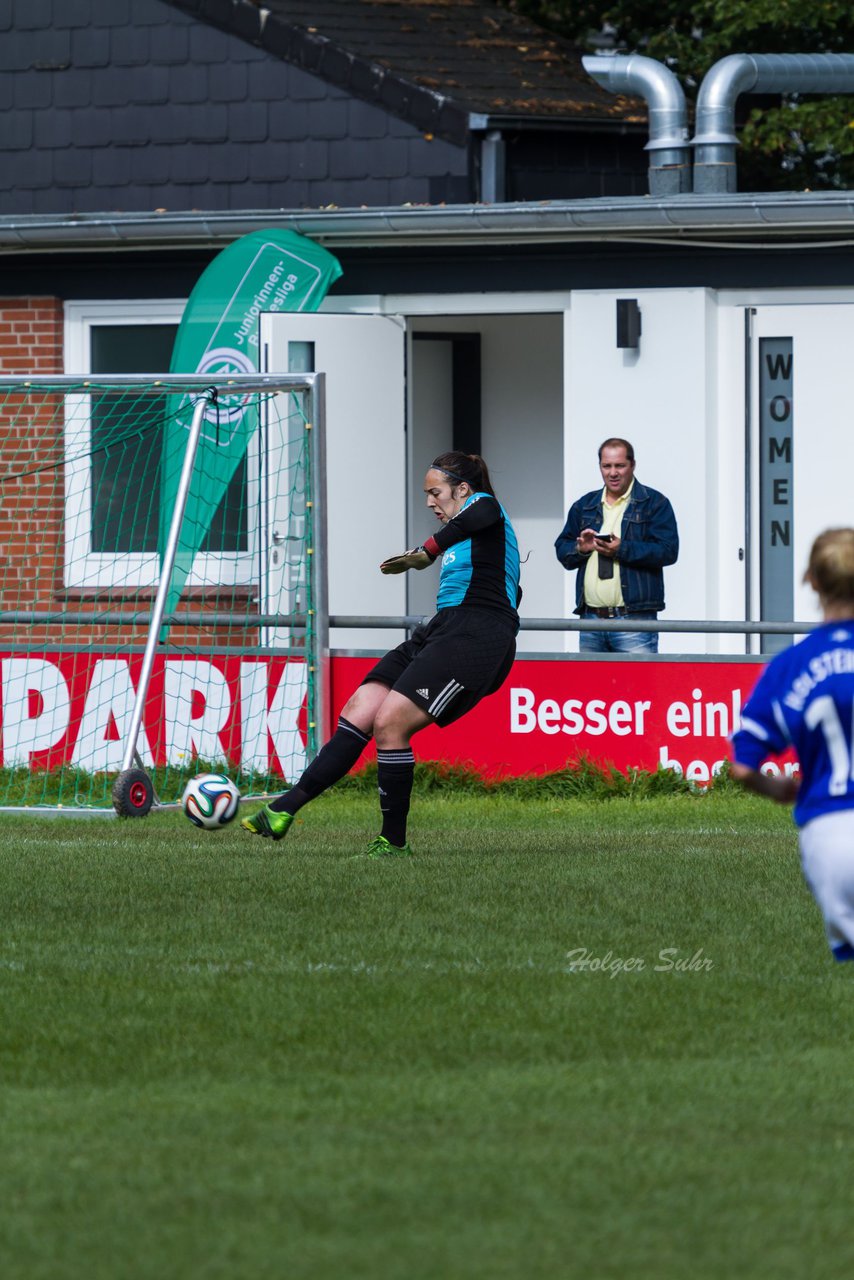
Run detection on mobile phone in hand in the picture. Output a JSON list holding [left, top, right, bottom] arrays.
[[594, 532, 615, 542]]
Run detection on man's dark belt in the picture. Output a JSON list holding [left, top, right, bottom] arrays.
[[584, 605, 631, 618]]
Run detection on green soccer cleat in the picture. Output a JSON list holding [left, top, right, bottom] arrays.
[[240, 805, 294, 841], [365, 835, 413, 859]]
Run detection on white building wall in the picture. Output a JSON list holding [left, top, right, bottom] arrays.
[[711, 302, 751, 651], [302, 285, 854, 659], [476, 313, 564, 653], [564, 288, 718, 653], [749, 301, 854, 630]]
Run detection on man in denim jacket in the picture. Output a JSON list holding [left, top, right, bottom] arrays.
[[554, 438, 679, 653]]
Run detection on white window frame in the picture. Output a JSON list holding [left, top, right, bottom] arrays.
[[63, 300, 260, 591]]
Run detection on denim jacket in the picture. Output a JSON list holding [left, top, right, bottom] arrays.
[[554, 480, 679, 614]]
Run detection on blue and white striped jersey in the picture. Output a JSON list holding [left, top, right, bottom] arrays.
[[731, 621, 854, 825]]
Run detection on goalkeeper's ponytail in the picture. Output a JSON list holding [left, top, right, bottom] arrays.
[[431, 451, 496, 498]]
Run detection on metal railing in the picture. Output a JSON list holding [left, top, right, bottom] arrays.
[[0, 612, 819, 635], [328, 615, 819, 636]]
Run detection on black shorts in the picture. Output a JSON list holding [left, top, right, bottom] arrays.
[[363, 606, 517, 727]]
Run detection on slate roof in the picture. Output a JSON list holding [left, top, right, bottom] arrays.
[[0, 0, 646, 217], [161, 0, 644, 145]]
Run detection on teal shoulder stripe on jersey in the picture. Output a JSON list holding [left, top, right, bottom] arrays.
[[501, 499, 521, 609]]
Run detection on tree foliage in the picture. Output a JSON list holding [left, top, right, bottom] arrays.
[[500, 0, 854, 189]]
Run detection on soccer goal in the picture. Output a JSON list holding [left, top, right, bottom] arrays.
[[0, 374, 328, 816]]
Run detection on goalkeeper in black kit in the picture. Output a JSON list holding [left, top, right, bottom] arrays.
[[242, 451, 521, 857]]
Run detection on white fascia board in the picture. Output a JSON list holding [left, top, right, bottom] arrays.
[[320, 291, 572, 315]]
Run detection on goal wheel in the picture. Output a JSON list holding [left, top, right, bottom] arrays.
[[112, 768, 154, 818]]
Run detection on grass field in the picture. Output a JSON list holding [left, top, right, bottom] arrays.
[[0, 786, 852, 1280]]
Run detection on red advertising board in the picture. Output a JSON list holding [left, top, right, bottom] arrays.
[[331, 655, 793, 782], [0, 652, 307, 774], [0, 652, 792, 783]]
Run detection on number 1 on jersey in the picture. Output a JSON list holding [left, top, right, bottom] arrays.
[[804, 694, 854, 796]]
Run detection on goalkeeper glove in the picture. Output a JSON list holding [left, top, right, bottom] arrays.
[[380, 546, 436, 574]]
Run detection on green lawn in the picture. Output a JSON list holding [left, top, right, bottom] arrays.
[[0, 790, 851, 1280]]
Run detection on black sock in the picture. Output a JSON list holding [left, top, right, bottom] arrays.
[[270, 717, 371, 815], [376, 748, 415, 847]]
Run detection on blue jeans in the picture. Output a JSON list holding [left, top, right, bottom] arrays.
[[579, 610, 659, 653]]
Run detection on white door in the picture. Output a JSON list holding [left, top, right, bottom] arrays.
[[261, 313, 407, 650], [749, 304, 854, 648]]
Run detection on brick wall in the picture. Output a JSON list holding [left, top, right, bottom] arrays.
[[0, 302, 66, 639], [0, 297, 63, 375]]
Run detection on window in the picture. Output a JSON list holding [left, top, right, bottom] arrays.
[[64, 301, 256, 591]]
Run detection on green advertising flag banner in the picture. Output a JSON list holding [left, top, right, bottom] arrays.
[[160, 229, 342, 615]]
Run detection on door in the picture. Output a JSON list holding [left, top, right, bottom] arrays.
[[749, 304, 854, 649], [261, 313, 407, 651]]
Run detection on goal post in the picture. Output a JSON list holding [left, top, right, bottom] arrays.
[[0, 373, 328, 815]]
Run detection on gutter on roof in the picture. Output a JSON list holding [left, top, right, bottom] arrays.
[[1, 195, 854, 253]]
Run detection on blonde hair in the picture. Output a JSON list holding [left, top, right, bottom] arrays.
[[805, 528, 854, 604]]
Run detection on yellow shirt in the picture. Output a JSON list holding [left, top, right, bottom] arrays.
[[583, 482, 633, 608]]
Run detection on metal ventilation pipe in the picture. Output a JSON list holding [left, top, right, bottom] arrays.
[[582, 54, 691, 195], [693, 53, 854, 193]]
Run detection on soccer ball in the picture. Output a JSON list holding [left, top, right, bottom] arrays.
[[181, 773, 240, 830]]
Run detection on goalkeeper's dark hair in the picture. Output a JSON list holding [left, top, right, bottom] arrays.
[[431, 451, 496, 498]]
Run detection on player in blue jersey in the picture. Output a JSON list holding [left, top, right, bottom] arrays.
[[242, 451, 521, 857], [731, 528, 854, 961]]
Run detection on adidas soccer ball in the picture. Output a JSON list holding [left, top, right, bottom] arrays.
[[181, 773, 240, 830]]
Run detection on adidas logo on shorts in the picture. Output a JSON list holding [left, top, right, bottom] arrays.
[[416, 687, 430, 699]]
